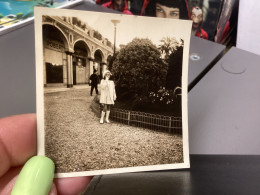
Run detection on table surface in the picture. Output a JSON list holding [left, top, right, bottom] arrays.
[[84, 155, 260, 195], [188, 36, 225, 91], [189, 47, 260, 155]]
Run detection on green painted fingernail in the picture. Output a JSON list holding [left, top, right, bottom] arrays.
[[11, 156, 55, 195]]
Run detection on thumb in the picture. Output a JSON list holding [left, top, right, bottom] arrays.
[[11, 156, 55, 195]]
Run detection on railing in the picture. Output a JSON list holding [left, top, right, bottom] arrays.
[[91, 100, 182, 135]]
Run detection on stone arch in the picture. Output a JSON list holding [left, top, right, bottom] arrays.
[[73, 39, 91, 58], [94, 49, 106, 78], [107, 54, 113, 63], [72, 40, 92, 85], [94, 48, 105, 63], [42, 23, 69, 50], [42, 24, 70, 86]]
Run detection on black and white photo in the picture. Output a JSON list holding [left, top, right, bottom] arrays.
[[35, 7, 192, 177]]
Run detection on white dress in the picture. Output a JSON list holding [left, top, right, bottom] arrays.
[[99, 79, 117, 105]]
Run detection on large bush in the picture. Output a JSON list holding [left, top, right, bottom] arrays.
[[165, 40, 184, 90], [112, 38, 167, 105]]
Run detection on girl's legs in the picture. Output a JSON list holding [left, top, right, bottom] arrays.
[[105, 105, 111, 123], [100, 104, 107, 124], [100, 104, 111, 123]]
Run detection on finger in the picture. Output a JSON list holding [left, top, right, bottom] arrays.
[[0, 166, 57, 195], [0, 166, 21, 194], [49, 183, 57, 195], [11, 156, 55, 195], [54, 176, 93, 195], [0, 114, 37, 177]]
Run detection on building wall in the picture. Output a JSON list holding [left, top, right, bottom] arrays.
[[42, 16, 113, 87]]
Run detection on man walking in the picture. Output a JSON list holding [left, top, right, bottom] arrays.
[[89, 70, 99, 96]]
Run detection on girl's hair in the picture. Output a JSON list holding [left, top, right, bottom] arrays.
[[145, 0, 189, 19]]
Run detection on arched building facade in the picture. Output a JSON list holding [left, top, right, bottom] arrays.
[[42, 15, 113, 88]]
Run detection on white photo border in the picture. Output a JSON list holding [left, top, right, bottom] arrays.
[[35, 7, 192, 178]]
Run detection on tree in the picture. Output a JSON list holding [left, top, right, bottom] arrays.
[[112, 38, 167, 106], [158, 37, 179, 62], [165, 39, 184, 90], [72, 17, 78, 25], [107, 52, 118, 71]]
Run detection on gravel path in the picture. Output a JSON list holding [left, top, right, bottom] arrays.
[[44, 88, 183, 173]]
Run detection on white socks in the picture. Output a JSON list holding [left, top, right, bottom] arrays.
[[105, 111, 110, 123], [100, 111, 111, 124], [100, 111, 105, 124]]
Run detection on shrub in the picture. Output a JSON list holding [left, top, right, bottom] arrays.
[[148, 87, 182, 116], [149, 87, 175, 105], [165, 40, 184, 90], [112, 38, 167, 104]]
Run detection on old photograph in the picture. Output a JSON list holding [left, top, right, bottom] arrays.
[[35, 7, 192, 177]]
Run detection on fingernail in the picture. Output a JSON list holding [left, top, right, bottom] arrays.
[[11, 156, 55, 195]]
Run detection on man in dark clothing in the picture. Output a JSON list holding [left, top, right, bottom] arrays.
[[89, 70, 99, 96]]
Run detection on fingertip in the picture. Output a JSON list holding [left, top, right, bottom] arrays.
[[11, 156, 55, 195], [54, 176, 93, 195]]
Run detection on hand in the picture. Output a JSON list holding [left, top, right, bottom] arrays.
[[0, 114, 92, 195]]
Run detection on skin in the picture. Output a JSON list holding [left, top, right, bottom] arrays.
[[0, 114, 92, 195], [155, 3, 180, 19], [105, 72, 111, 80], [191, 7, 203, 33], [114, 0, 122, 6], [113, 0, 123, 10]]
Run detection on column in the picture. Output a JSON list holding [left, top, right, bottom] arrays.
[[101, 62, 107, 77], [85, 58, 90, 84], [63, 58, 67, 85], [66, 51, 73, 88], [43, 49, 47, 87], [89, 57, 94, 76]]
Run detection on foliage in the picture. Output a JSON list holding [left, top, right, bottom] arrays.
[[158, 37, 179, 62], [107, 52, 118, 71], [147, 86, 182, 116], [16, 12, 24, 19], [93, 30, 102, 40], [72, 17, 78, 25], [22, 12, 33, 20], [107, 40, 112, 48], [81, 23, 86, 30], [149, 87, 177, 105], [0, 13, 3, 19], [112, 38, 167, 106], [165, 39, 184, 90]]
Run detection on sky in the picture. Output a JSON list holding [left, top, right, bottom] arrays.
[[73, 10, 192, 48], [37, 7, 192, 49]]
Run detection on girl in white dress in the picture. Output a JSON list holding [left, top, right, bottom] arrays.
[[99, 70, 117, 124]]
